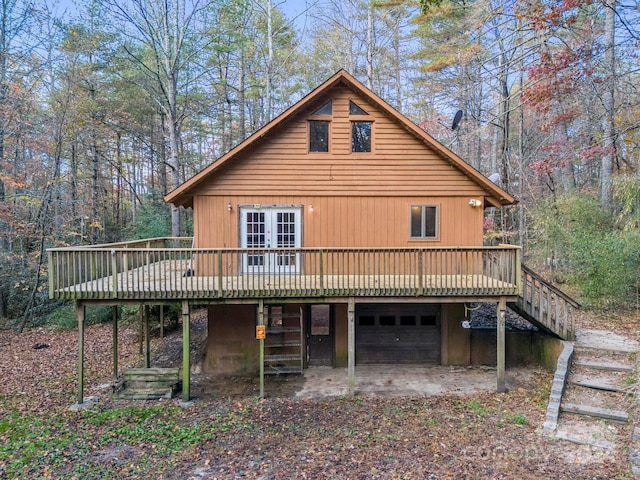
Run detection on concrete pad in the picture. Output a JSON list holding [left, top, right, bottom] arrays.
[[295, 365, 536, 399]]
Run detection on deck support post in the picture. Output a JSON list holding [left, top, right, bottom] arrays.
[[258, 300, 265, 399], [112, 305, 118, 379], [497, 297, 507, 393], [76, 301, 85, 405], [144, 305, 151, 368], [160, 305, 164, 338], [138, 305, 143, 354], [182, 300, 190, 402], [347, 297, 355, 396]]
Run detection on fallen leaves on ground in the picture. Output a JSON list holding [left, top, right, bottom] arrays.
[[0, 313, 635, 479]]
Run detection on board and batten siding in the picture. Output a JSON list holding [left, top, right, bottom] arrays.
[[191, 84, 487, 249], [194, 195, 484, 249]]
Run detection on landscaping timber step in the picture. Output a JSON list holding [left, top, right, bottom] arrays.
[[570, 376, 629, 393], [115, 367, 181, 400], [572, 359, 633, 372], [116, 386, 180, 400], [561, 402, 629, 423]]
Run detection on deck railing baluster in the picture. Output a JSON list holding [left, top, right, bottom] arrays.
[[48, 242, 526, 304]]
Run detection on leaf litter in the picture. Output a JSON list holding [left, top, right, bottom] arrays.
[[0, 308, 636, 479]]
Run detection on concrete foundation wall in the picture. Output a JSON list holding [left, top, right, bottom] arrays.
[[205, 304, 258, 375], [334, 304, 348, 368], [203, 302, 564, 375], [470, 329, 563, 370]]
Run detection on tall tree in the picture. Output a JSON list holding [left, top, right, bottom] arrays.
[[103, 0, 214, 237], [600, 0, 615, 209]]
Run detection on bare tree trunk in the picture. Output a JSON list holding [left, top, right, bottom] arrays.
[[265, 0, 273, 121], [159, 111, 167, 195], [393, 19, 402, 112], [518, 53, 526, 246], [238, 50, 246, 140], [601, 0, 615, 209], [71, 142, 78, 233], [90, 84, 100, 244], [366, 5, 373, 89], [115, 132, 122, 233]]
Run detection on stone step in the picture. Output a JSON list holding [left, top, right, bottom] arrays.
[[572, 359, 633, 373], [561, 402, 629, 423]]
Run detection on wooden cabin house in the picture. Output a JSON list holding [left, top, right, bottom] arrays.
[[48, 70, 578, 403], [165, 68, 521, 378]]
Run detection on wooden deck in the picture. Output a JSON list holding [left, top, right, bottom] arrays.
[[48, 239, 522, 302]]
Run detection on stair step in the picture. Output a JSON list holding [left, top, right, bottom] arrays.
[[265, 354, 301, 362], [116, 386, 179, 400], [555, 429, 617, 450], [570, 377, 628, 393], [265, 365, 302, 375], [265, 340, 302, 348], [572, 359, 633, 372], [561, 402, 629, 423]]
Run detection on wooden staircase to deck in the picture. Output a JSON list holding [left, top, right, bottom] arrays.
[[508, 265, 580, 340]]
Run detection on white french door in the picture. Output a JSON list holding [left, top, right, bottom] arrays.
[[240, 206, 301, 273]]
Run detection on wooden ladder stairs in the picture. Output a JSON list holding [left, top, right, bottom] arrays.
[[264, 306, 304, 375]]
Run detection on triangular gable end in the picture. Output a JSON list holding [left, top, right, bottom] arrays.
[[165, 70, 516, 208]]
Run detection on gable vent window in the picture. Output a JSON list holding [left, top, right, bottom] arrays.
[[313, 101, 332, 115], [349, 100, 368, 115], [410, 205, 438, 239]]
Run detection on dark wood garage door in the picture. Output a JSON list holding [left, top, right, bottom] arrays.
[[356, 304, 441, 364]]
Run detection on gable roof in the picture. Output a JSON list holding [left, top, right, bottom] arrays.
[[165, 69, 516, 208]]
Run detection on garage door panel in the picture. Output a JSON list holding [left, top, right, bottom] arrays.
[[356, 304, 441, 365]]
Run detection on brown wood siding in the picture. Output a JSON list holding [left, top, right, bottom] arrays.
[[195, 86, 486, 197], [194, 195, 484, 248]]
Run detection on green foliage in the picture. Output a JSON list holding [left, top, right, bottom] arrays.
[[504, 412, 528, 426], [0, 403, 258, 478], [44, 304, 116, 330], [529, 193, 639, 305], [612, 176, 640, 231], [90, 405, 218, 455], [468, 399, 488, 417], [419, 0, 445, 14], [123, 191, 171, 240]]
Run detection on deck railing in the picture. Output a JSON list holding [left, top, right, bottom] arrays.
[[48, 238, 522, 301], [511, 265, 580, 340]]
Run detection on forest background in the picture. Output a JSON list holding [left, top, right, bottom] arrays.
[[0, 0, 638, 330]]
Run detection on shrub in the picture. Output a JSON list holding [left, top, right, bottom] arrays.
[[529, 193, 639, 306]]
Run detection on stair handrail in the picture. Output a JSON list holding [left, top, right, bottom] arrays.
[[521, 265, 581, 309]]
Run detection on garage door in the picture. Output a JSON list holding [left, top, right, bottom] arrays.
[[356, 304, 441, 364]]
